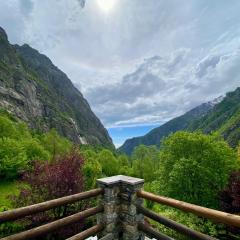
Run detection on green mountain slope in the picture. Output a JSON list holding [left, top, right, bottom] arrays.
[[120, 87, 240, 155], [189, 87, 240, 147], [119, 101, 215, 155], [0, 27, 113, 148]]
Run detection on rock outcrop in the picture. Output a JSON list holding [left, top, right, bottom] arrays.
[[0, 26, 113, 148]]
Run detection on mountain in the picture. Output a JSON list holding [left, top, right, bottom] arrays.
[[120, 86, 240, 155], [188, 88, 240, 147], [0, 27, 113, 148], [118, 100, 218, 155]]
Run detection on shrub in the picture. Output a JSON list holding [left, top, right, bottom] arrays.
[[12, 150, 86, 239]]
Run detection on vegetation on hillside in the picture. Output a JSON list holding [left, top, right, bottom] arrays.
[[0, 112, 240, 239], [120, 87, 240, 156], [0, 26, 114, 148]]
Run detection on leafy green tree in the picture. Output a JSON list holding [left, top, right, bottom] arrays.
[[22, 139, 50, 161], [0, 116, 31, 140], [132, 145, 160, 182], [82, 148, 102, 189], [0, 116, 18, 139], [0, 138, 28, 179], [83, 157, 102, 189], [132, 145, 150, 178], [97, 149, 118, 176], [118, 154, 129, 167], [117, 154, 131, 175], [40, 129, 72, 159], [158, 131, 238, 208]]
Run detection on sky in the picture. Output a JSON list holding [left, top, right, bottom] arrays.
[[1, 0, 240, 147]]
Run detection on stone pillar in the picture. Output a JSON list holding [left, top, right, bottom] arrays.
[[97, 175, 145, 240]]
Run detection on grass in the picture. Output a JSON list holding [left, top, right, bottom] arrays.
[[0, 180, 24, 209]]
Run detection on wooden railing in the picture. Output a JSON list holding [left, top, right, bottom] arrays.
[[0, 188, 104, 240], [137, 190, 240, 240], [1, 175, 240, 240]]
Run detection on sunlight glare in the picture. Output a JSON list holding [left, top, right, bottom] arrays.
[[97, 0, 117, 13]]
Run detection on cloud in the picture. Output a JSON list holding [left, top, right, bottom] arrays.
[[19, 0, 34, 17], [77, 0, 85, 8], [1, 0, 240, 129], [86, 46, 240, 127]]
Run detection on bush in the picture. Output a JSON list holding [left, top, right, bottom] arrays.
[[0, 138, 28, 179], [12, 150, 86, 239]]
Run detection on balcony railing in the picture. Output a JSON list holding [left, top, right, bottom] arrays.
[[0, 175, 240, 240]]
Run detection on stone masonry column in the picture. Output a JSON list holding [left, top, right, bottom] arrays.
[[97, 175, 145, 240]]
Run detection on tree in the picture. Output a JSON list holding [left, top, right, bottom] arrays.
[[22, 139, 50, 162], [82, 149, 102, 189], [40, 129, 72, 159], [117, 154, 132, 175], [0, 116, 17, 139], [132, 145, 159, 182], [97, 149, 118, 176], [12, 150, 86, 239], [0, 138, 28, 179], [0, 116, 30, 140], [158, 131, 238, 208]]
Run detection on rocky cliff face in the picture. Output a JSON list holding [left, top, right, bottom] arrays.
[[0, 27, 113, 148]]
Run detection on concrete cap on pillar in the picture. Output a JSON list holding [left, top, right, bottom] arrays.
[[97, 175, 144, 186]]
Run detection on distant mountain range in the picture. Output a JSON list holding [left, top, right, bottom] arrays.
[[119, 88, 240, 155], [0, 26, 113, 148]]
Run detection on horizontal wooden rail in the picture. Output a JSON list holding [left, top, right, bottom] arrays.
[[0, 188, 103, 223], [1, 206, 103, 240], [137, 190, 240, 228], [138, 222, 174, 240], [137, 205, 217, 240], [66, 224, 104, 240]]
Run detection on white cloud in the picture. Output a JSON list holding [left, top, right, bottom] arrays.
[[86, 46, 240, 127], [1, 0, 240, 128]]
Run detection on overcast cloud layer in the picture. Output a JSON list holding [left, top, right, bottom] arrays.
[[1, 0, 240, 128]]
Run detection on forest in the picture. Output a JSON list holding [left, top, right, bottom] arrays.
[[0, 109, 239, 239]]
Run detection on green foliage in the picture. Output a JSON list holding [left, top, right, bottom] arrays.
[[151, 205, 221, 239], [158, 131, 238, 208], [0, 221, 24, 238], [117, 154, 131, 175], [1, 109, 240, 238], [22, 139, 50, 162], [82, 149, 102, 189], [40, 129, 72, 159], [0, 113, 72, 179], [97, 149, 119, 176], [132, 145, 159, 182], [0, 180, 24, 208], [0, 116, 18, 138], [0, 138, 28, 179]]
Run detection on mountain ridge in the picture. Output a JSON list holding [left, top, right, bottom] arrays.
[[0, 26, 113, 148], [118, 93, 240, 155], [120, 86, 240, 155], [118, 99, 218, 155]]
